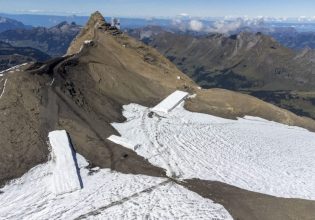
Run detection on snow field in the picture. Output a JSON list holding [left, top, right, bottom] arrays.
[[111, 103, 315, 200], [0, 153, 232, 220]]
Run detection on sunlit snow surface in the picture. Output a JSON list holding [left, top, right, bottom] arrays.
[[152, 90, 189, 113], [49, 130, 82, 195], [111, 103, 315, 200], [0, 154, 232, 220]]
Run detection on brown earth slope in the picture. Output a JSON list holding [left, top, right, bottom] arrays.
[[0, 11, 315, 220]]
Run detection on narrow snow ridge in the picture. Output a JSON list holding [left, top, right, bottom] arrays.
[[152, 90, 189, 113], [48, 130, 82, 195], [0, 79, 8, 99], [108, 135, 139, 150], [0, 63, 28, 75]]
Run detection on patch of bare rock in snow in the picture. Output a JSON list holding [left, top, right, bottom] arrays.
[[110, 92, 315, 200], [0, 130, 232, 220]]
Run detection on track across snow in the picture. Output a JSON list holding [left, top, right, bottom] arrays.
[[111, 103, 315, 200], [0, 153, 232, 220], [48, 130, 82, 195]]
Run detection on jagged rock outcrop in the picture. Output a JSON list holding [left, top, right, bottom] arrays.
[[67, 11, 107, 55]]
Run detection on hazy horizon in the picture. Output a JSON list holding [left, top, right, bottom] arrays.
[[0, 0, 315, 19]]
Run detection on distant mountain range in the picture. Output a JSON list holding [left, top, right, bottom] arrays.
[[0, 16, 31, 32], [0, 41, 50, 71], [271, 30, 315, 49], [0, 21, 81, 57], [3, 13, 315, 50], [129, 27, 315, 119], [0, 13, 174, 28]]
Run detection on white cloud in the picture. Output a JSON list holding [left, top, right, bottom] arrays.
[[189, 20, 203, 31], [179, 13, 189, 17], [207, 17, 265, 34]]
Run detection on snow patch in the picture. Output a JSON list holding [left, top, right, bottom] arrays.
[[48, 130, 82, 195], [108, 135, 140, 150], [111, 103, 315, 200], [49, 78, 55, 86], [152, 90, 189, 113], [0, 79, 8, 99], [189, 93, 197, 99], [84, 40, 93, 44]]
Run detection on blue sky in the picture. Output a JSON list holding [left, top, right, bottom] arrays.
[[0, 0, 314, 18]]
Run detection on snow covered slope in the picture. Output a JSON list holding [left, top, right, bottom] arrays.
[[152, 90, 189, 113], [0, 153, 232, 220], [111, 103, 315, 200], [48, 130, 82, 195]]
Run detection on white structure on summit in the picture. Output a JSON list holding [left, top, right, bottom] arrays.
[[151, 90, 189, 113], [48, 130, 82, 195], [111, 17, 121, 29]]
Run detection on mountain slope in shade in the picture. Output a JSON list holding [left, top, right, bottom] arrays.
[[1, 11, 315, 220], [0, 41, 50, 71]]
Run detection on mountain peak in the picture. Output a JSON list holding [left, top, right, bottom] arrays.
[[66, 11, 107, 55], [88, 11, 106, 27], [55, 21, 68, 28]]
